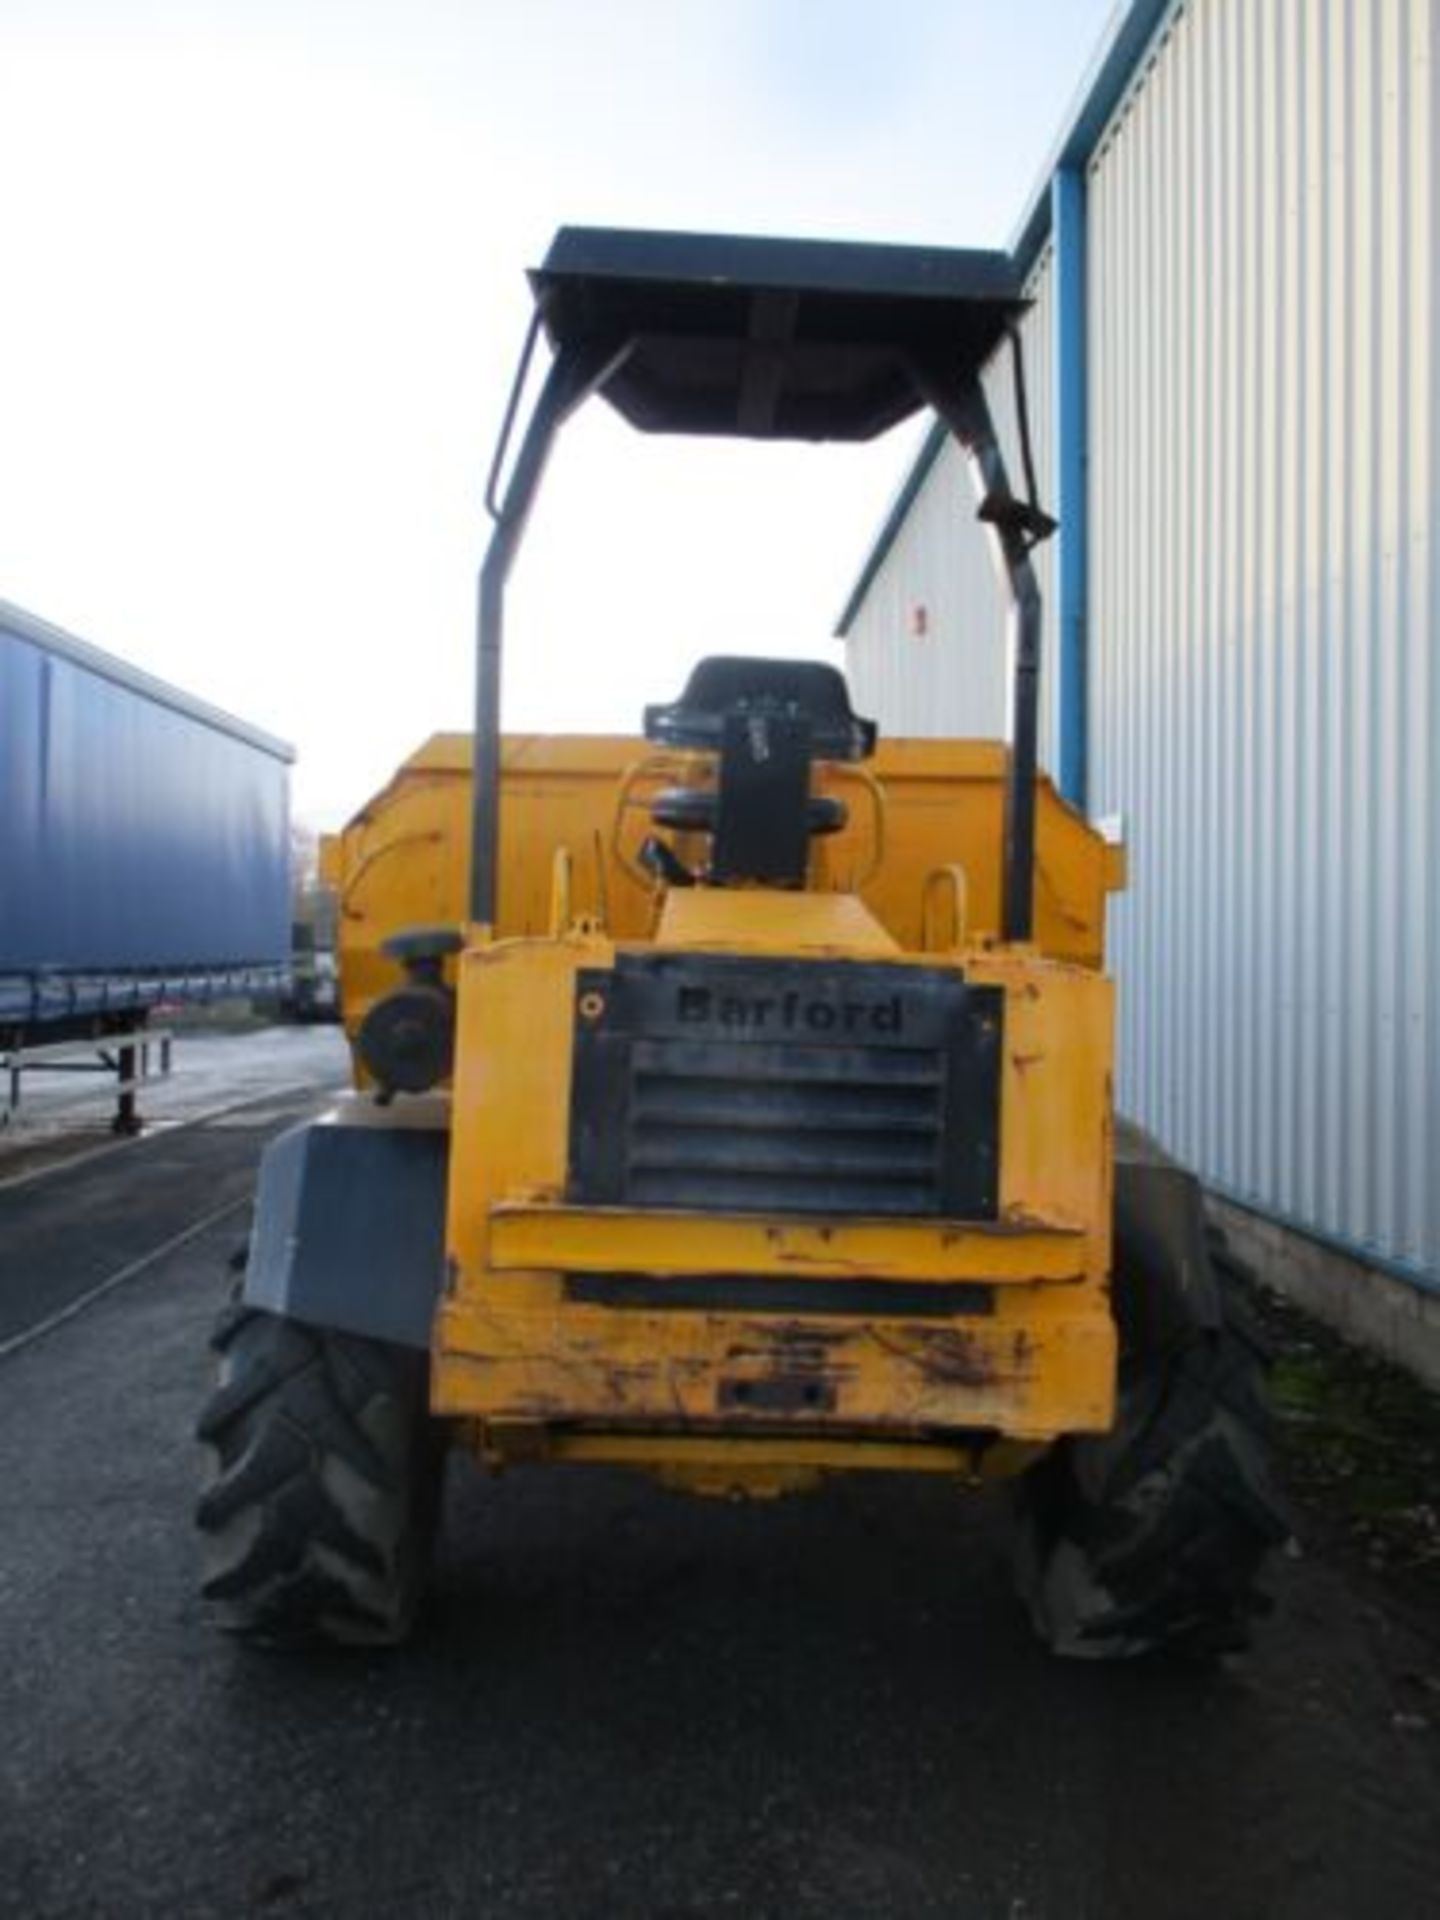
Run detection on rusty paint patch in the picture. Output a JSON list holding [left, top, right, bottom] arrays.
[[766, 1320, 851, 1363], [1001, 1204, 1060, 1229], [503, 1393, 564, 1416], [913, 1327, 999, 1387], [769, 1247, 867, 1272], [867, 1323, 1002, 1388], [725, 1321, 851, 1367]]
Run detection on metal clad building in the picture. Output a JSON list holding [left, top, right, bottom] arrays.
[[837, 0, 1439, 1300], [1090, 0, 1438, 1281], [842, 252, 1060, 769]]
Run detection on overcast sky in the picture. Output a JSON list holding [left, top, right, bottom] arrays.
[[0, 0, 1112, 823]]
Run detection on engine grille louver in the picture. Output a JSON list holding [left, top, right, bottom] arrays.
[[567, 955, 1002, 1219]]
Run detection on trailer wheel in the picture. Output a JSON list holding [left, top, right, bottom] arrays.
[[195, 1303, 443, 1648], [1015, 1232, 1289, 1661]]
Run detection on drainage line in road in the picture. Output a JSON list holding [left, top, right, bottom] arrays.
[[0, 1195, 252, 1363]]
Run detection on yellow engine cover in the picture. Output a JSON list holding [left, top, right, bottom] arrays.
[[328, 730, 1124, 1484], [433, 895, 1116, 1475]]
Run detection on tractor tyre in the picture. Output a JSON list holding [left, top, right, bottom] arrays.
[[1015, 1254, 1289, 1661], [195, 1301, 443, 1648]]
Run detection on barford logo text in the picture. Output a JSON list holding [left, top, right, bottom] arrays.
[[676, 985, 903, 1037]]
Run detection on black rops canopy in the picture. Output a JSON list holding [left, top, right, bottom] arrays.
[[473, 223, 1048, 943], [529, 227, 1027, 441]]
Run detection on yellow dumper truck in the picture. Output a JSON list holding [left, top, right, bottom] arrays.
[[197, 228, 1284, 1657]]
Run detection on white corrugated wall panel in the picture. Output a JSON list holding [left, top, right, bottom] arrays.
[[1089, 0, 1438, 1283], [846, 252, 1062, 768]]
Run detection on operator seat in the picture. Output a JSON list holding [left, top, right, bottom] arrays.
[[641, 656, 877, 887]]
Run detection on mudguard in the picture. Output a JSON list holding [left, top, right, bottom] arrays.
[[243, 1098, 449, 1350], [1112, 1118, 1224, 1358]]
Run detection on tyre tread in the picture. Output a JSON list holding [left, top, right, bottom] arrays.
[[1019, 1303, 1289, 1660], [195, 1304, 438, 1647]]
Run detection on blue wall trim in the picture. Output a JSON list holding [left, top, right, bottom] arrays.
[[1053, 167, 1088, 810], [1009, 0, 1179, 276]]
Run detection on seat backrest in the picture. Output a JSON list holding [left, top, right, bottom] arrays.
[[643, 657, 877, 762], [642, 657, 876, 887]]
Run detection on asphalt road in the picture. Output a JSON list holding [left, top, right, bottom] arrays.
[[1, 1080, 1438, 1918]]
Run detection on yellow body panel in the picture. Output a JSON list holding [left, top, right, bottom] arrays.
[[654, 886, 902, 956], [486, 1206, 1087, 1284], [330, 732, 1123, 1486], [331, 733, 1123, 1051]]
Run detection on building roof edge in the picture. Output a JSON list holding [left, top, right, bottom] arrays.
[[833, 423, 946, 637], [834, 0, 1180, 640], [1008, 0, 1178, 274]]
